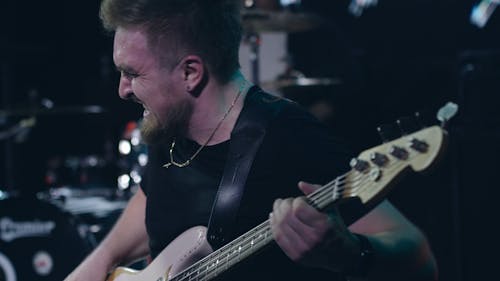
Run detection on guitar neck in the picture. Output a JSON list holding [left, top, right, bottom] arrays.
[[170, 220, 272, 281], [170, 178, 343, 281]]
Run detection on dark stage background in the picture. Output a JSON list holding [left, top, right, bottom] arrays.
[[1, 0, 499, 280]]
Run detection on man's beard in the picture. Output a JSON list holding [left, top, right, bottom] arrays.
[[140, 99, 193, 145]]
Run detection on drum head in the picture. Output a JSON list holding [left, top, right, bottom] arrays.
[[0, 196, 94, 280]]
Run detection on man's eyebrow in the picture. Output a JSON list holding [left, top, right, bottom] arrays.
[[115, 65, 136, 73]]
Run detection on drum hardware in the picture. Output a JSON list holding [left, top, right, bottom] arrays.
[[241, 9, 325, 33], [260, 65, 342, 94], [44, 154, 116, 189], [37, 185, 128, 243], [240, 0, 326, 84], [241, 0, 323, 33], [40, 187, 127, 217], [0, 117, 36, 142], [242, 32, 262, 84], [260, 76, 342, 92], [260, 68, 344, 123]]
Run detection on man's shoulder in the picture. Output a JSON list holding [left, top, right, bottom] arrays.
[[245, 86, 315, 123]]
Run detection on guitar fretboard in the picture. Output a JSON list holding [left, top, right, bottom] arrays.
[[170, 176, 344, 281]]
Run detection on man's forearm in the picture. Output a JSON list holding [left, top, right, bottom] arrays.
[[348, 230, 437, 281], [97, 188, 150, 268], [64, 189, 150, 281]]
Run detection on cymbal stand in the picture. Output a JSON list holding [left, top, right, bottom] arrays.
[[244, 31, 261, 85]]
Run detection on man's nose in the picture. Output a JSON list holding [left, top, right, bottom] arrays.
[[118, 76, 133, 100]]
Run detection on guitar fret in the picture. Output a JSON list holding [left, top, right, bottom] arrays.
[[176, 198, 338, 281], [173, 217, 299, 281]]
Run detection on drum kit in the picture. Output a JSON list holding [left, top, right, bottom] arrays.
[[0, 104, 131, 280], [0, 1, 336, 280]]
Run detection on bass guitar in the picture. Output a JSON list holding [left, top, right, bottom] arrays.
[[108, 106, 455, 281]]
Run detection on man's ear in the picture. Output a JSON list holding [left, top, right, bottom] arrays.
[[181, 55, 206, 95]]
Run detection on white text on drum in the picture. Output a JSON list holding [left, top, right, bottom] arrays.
[[0, 217, 55, 242]]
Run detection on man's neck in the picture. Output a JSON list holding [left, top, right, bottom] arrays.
[[187, 71, 251, 145]]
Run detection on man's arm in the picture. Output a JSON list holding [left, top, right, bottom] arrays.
[[347, 200, 437, 280], [64, 187, 150, 281], [270, 182, 437, 281]]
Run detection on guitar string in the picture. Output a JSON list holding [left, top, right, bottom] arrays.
[[174, 169, 400, 281], [173, 220, 272, 281], [173, 164, 396, 281], [178, 227, 272, 280], [173, 153, 417, 281], [310, 152, 414, 206], [173, 171, 364, 279], [309, 147, 422, 205], [171, 175, 360, 280], [304, 151, 413, 204], [189, 161, 412, 278], [176, 182, 384, 279], [171, 173, 356, 280], [310, 153, 417, 209]]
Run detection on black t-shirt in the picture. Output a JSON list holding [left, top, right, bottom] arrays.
[[141, 87, 353, 280]]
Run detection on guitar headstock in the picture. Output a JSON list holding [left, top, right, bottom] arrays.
[[343, 125, 447, 206]]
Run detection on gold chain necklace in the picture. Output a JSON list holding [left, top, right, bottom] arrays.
[[162, 84, 245, 169]]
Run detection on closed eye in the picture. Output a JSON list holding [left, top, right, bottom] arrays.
[[122, 70, 139, 79], [116, 66, 139, 79]]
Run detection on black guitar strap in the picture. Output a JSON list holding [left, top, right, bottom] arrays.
[[207, 88, 284, 250]]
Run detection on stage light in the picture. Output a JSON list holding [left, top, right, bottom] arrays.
[[470, 0, 499, 28]]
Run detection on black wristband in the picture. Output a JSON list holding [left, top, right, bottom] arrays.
[[345, 233, 374, 277]]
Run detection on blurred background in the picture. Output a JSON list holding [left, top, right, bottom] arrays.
[[0, 0, 499, 280]]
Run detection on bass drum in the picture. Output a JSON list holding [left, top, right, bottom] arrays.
[[0, 195, 95, 281]]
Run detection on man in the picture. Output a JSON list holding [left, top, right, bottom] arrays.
[[65, 0, 437, 280]]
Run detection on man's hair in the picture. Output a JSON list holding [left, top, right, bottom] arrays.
[[100, 0, 242, 83]]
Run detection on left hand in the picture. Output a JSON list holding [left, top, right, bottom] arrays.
[[269, 181, 361, 272]]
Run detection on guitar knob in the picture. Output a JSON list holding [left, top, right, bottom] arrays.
[[389, 145, 409, 160], [350, 158, 370, 172]]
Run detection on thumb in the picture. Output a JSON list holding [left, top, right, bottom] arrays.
[[297, 181, 322, 195]]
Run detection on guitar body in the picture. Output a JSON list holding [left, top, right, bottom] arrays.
[[107, 226, 213, 281]]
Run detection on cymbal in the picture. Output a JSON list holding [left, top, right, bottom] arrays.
[[0, 105, 106, 117], [261, 77, 342, 91], [242, 9, 325, 33]]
